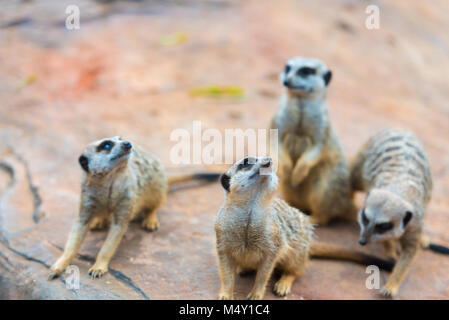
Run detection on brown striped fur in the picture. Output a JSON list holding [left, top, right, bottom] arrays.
[[350, 128, 433, 297]]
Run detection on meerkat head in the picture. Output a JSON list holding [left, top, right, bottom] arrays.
[[280, 57, 332, 98], [358, 189, 414, 245], [220, 156, 278, 200], [78, 136, 133, 178]]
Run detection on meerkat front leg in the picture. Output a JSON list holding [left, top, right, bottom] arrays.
[[382, 239, 400, 260], [217, 250, 237, 300], [291, 144, 323, 187], [380, 232, 419, 297], [48, 213, 91, 279], [88, 215, 130, 279], [247, 253, 277, 300]]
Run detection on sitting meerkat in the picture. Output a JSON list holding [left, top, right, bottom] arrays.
[[215, 156, 393, 300], [48, 136, 219, 279], [350, 129, 449, 297], [270, 57, 356, 225]]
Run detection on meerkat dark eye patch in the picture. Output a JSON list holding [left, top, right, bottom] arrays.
[[323, 70, 332, 86], [284, 64, 291, 74], [97, 140, 115, 152], [297, 66, 316, 77], [374, 222, 394, 234], [403, 211, 413, 227], [78, 155, 89, 172], [220, 174, 230, 192], [361, 209, 369, 225]]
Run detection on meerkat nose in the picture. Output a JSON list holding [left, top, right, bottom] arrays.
[[261, 157, 272, 168], [283, 79, 289, 87], [359, 238, 367, 246], [123, 141, 132, 150]]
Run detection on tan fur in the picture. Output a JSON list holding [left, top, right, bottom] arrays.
[[48, 136, 168, 279], [216, 156, 392, 300], [271, 57, 355, 224], [350, 129, 433, 297]]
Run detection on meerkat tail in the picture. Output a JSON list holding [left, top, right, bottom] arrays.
[[310, 242, 394, 271], [167, 173, 220, 186], [426, 243, 449, 255], [419, 235, 449, 255]]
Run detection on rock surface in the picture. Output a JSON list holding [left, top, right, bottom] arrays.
[[0, 0, 448, 299]]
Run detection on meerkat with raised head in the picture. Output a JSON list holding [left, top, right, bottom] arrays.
[[351, 128, 449, 297], [215, 156, 394, 300], [270, 57, 355, 225], [48, 136, 219, 279]]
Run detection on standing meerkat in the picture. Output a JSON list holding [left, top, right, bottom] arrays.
[[350, 129, 449, 297], [270, 57, 355, 224], [215, 156, 393, 300], [48, 136, 219, 279]]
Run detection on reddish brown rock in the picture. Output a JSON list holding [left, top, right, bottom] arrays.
[[0, 0, 448, 299]]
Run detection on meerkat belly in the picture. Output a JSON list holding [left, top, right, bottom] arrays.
[[225, 224, 272, 268]]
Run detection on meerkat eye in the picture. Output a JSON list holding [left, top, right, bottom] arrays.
[[97, 140, 115, 152], [238, 157, 253, 170], [374, 222, 394, 234], [297, 67, 316, 77], [284, 64, 291, 74], [361, 209, 369, 225]]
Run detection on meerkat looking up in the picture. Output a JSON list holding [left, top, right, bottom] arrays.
[[270, 57, 356, 225], [215, 156, 393, 300], [48, 136, 219, 280], [351, 129, 449, 297]]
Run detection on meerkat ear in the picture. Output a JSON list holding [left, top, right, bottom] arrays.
[[403, 211, 413, 227], [323, 70, 332, 86], [78, 155, 89, 172], [220, 174, 230, 192]]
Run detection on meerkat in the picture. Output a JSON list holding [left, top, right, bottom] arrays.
[[270, 57, 355, 225], [350, 128, 449, 297], [48, 136, 219, 280], [215, 156, 394, 300]]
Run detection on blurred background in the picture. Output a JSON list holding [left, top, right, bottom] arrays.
[[0, 0, 448, 299]]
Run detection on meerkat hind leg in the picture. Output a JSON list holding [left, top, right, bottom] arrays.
[[273, 254, 307, 297], [141, 208, 160, 232]]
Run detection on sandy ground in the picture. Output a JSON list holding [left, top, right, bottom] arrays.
[[0, 0, 448, 299]]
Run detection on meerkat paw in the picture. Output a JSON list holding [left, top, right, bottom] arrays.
[[218, 293, 233, 300], [89, 216, 109, 230], [88, 264, 108, 279], [380, 286, 397, 298], [273, 278, 294, 297], [48, 260, 69, 280], [141, 215, 160, 232], [247, 291, 264, 300], [48, 266, 64, 280]]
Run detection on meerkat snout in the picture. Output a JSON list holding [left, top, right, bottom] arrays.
[[122, 141, 132, 150]]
